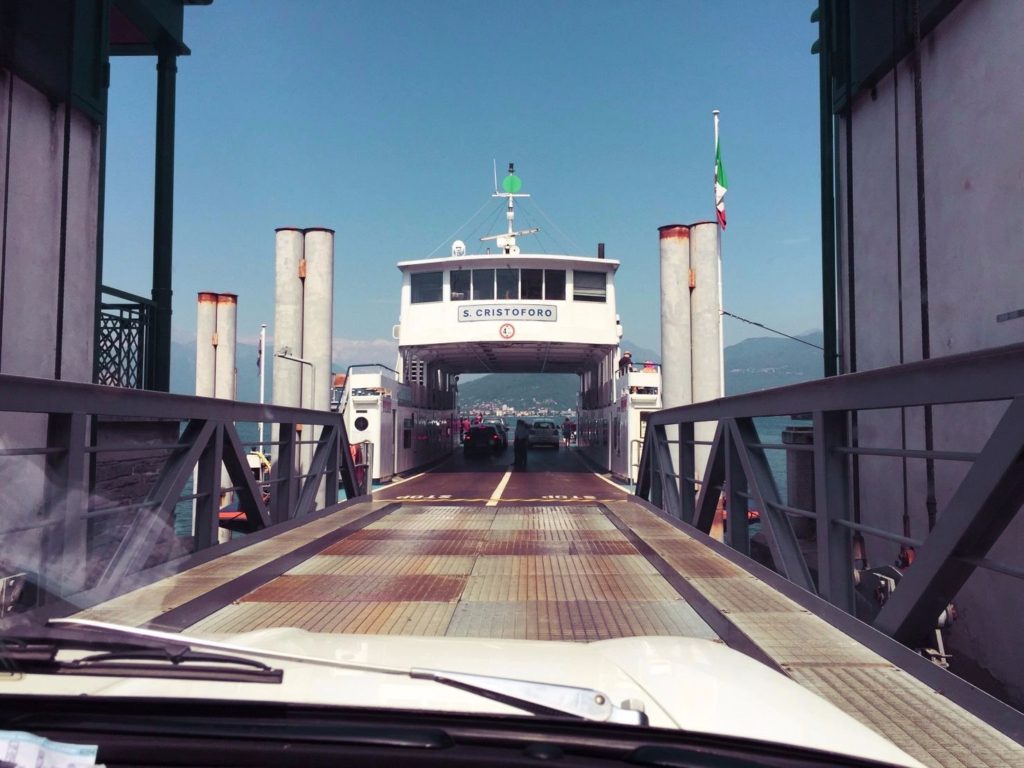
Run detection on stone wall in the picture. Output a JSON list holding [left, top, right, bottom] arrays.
[[87, 418, 192, 588]]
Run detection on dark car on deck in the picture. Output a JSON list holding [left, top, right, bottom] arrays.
[[483, 419, 509, 448], [463, 425, 504, 456]]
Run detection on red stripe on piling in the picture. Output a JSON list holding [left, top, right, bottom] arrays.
[[658, 224, 690, 240]]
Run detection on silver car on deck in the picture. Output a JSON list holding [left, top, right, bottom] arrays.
[[528, 419, 560, 448]]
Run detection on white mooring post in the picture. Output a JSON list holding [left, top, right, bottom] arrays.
[[213, 293, 238, 543], [195, 292, 218, 398], [214, 293, 238, 400], [659, 224, 693, 480], [302, 227, 335, 508], [689, 221, 723, 482], [193, 292, 219, 533], [272, 227, 305, 486]]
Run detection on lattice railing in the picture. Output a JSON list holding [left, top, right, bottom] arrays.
[[96, 286, 153, 389]]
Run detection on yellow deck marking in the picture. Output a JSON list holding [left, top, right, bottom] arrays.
[[486, 471, 513, 507], [373, 470, 425, 492], [591, 471, 630, 491], [389, 497, 624, 503]]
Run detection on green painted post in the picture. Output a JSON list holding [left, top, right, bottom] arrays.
[[151, 46, 177, 391], [816, 1, 839, 378]]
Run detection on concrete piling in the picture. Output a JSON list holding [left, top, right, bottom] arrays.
[[302, 228, 335, 507], [195, 292, 218, 398], [689, 221, 723, 479], [214, 293, 237, 400], [659, 224, 693, 475]]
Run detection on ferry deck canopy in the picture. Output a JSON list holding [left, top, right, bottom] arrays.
[[401, 341, 615, 375]]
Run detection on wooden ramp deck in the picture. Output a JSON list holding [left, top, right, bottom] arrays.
[[74, 493, 1024, 768]]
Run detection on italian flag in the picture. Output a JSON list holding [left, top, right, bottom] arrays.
[[715, 137, 728, 229]]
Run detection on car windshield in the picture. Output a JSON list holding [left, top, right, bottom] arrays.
[[0, 3, 1014, 768]]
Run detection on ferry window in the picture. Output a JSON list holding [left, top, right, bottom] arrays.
[[573, 270, 606, 302], [521, 269, 543, 299], [545, 269, 566, 300], [497, 268, 519, 300], [411, 271, 443, 303], [472, 268, 494, 300], [450, 270, 470, 301]]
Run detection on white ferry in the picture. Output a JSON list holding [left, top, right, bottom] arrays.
[[336, 165, 662, 483]]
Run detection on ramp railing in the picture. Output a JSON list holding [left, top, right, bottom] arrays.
[[0, 373, 367, 614], [635, 341, 1024, 647]]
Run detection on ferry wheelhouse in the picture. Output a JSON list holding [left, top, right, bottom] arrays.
[[337, 166, 661, 483]]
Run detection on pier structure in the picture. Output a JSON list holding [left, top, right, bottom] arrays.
[[815, 0, 1024, 705], [5, 314, 1023, 767], [2, 4, 1024, 765]]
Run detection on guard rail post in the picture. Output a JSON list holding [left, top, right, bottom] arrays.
[[723, 421, 749, 555], [678, 422, 696, 523], [270, 423, 296, 524], [814, 409, 855, 612], [45, 412, 88, 594], [194, 422, 224, 550]]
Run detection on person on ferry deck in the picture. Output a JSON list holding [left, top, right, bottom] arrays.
[[617, 351, 632, 376], [513, 420, 529, 469], [561, 418, 572, 447]]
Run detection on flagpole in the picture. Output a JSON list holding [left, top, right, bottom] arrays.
[[713, 109, 720, 162], [713, 109, 725, 396], [258, 323, 267, 450]]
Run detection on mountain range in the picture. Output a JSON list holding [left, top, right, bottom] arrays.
[[455, 332, 824, 411]]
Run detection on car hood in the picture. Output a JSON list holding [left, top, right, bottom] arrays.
[[5, 631, 922, 767]]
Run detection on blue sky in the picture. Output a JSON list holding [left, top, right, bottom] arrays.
[[103, 1, 822, 363]]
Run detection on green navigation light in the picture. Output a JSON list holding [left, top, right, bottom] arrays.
[[502, 174, 523, 194]]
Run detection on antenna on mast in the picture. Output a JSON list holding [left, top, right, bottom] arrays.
[[480, 161, 538, 255], [492, 159, 498, 194]]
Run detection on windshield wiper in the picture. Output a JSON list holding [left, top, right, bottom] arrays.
[[410, 668, 647, 726], [3, 626, 282, 684], [49, 618, 647, 724]]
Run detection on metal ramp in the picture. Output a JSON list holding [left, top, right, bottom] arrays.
[[72, 494, 1024, 768]]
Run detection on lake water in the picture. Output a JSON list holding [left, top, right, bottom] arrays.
[[754, 414, 812, 501]]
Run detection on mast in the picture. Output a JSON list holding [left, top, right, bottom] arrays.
[[480, 162, 539, 254], [258, 322, 267, 450]]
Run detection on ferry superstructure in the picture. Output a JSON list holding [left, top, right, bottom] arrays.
[[339, 166, 661, 483]]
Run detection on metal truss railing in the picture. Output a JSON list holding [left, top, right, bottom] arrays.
[[636, 341, 1024, 647], [96, 286, 154, 389], [0, 373, 368, 610]]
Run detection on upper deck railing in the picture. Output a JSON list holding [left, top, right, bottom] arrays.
[[0, 374, 367, 620], [330, 363, 401, 412], [635, 341, 1024, 650]]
